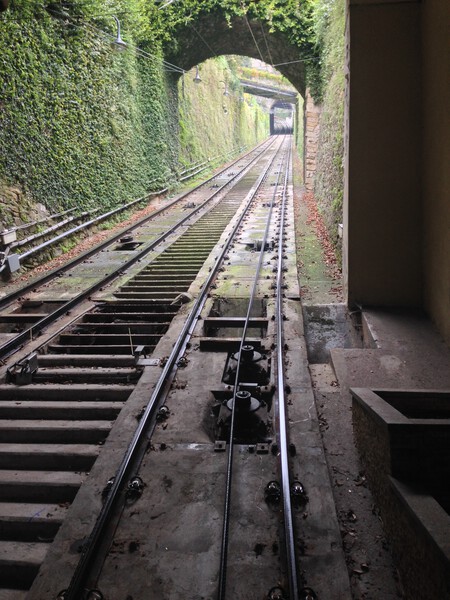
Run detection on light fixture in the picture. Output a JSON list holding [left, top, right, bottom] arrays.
[[112, 15, 127, 51], [220, 80, 230, 97], [193, 66, 202, 84]]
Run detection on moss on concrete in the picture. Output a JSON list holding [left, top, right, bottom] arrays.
[[313, 0, 345, 262]]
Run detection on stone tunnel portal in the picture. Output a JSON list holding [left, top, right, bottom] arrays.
[[165, 13, 307, 97], [162, 7, 316, 195], [270, 101, 295, 135]]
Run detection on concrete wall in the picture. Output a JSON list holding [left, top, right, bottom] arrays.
[[344, 0, 449, 344], [422, 0, 450, 344], [344, 0, 423, 308]]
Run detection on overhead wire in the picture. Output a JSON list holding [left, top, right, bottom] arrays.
[[243, 13, 265, 64], [82, 21, 186, 74], [259, 21, 274, 66], [46, 6, 319, 76], [158, 0, 178, 9], [45, 7, 186, 74], [190, 22, 218, 58], [272, 57, 321, 67]]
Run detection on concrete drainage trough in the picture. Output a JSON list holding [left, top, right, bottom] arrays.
[[350, 388, 450, 600]]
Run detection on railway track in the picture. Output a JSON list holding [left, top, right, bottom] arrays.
[[0, 149, 246, 277], [0, 136, 351, 600]]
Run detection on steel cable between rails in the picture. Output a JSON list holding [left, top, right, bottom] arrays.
[[274, 140, 300, 599], [218, 135, 292, 600], [60, 137, 286, 600]]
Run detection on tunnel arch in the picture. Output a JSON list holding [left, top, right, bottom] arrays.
[[158, 3, 318, 97], [270, 101, 295, 135]]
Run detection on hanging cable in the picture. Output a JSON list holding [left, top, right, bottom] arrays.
[[244, 14, 265, 63], [134, 45, 185, 74], [259, 21, 274, 66], [158, 0, 178, 9], [272, 57, 321, 67], [190, 22, 218, 58], [82, 21, 186, 74], [46, 8, 186, 74]]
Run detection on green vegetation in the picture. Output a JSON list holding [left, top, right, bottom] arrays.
[[179, 58, 268, 167], [237, 66, 291, 89], [0, 0, 176, 217], [0, 0, 342, 257], [312, 0, 345, 261], [0, 0, 268, 227], [153, 0, 321, 97]]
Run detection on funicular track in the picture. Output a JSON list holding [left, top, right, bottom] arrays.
[[41, 135, 297, 600], [0, 138, 281, 598], [0, 135, 350, 600]]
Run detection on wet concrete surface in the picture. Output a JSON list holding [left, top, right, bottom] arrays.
[[294, 181, 450, 598], [302, 303, 363, 364], [19, 153, 450, 600]]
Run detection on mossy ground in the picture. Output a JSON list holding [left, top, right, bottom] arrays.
[[292, 151, 343, 305]]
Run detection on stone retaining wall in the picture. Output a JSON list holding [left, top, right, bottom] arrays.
[[304, 89, 321, 191]]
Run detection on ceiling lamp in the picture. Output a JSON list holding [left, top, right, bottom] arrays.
[[193, 66, 202, 84], [112, 16, 127, 51]]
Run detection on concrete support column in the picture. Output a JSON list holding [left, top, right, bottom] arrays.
[[422, 0, 450, 342], [343, 0, 422, 307], [304, 89, 321, 192]]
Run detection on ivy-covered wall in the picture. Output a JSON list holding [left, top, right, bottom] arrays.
[[179, 57, 268, 167], [312, 0, 346, 260], [155, 0, 320, 99], [0, 0, 268, 229], [0, 1, 178, 221]]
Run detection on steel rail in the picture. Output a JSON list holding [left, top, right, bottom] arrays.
[[179, 165, 209, 182], [0, 187, 164, 307], [179, 159, 209, 177], [60, 136, 285, 600], [178, 144, 245, 181], [17, 193, 167, 262], [10, 208, 77, 233], [274, 140, 300, 599], [0, 139, 277, 362], [0, 138, 272, 312], [13, 210, 97, 251], [218, 136, 292, 600]]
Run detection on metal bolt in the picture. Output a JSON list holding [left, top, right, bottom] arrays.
[[126, 476, 144, 500], [101, 476, 115, 501], [86, 591, 104, 600], [267, 586, 286, 600], [264, 480, 281, 504], [156, 405, 170, 421], [299, 587, 318, 600], [291, 480, 308, 509]]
